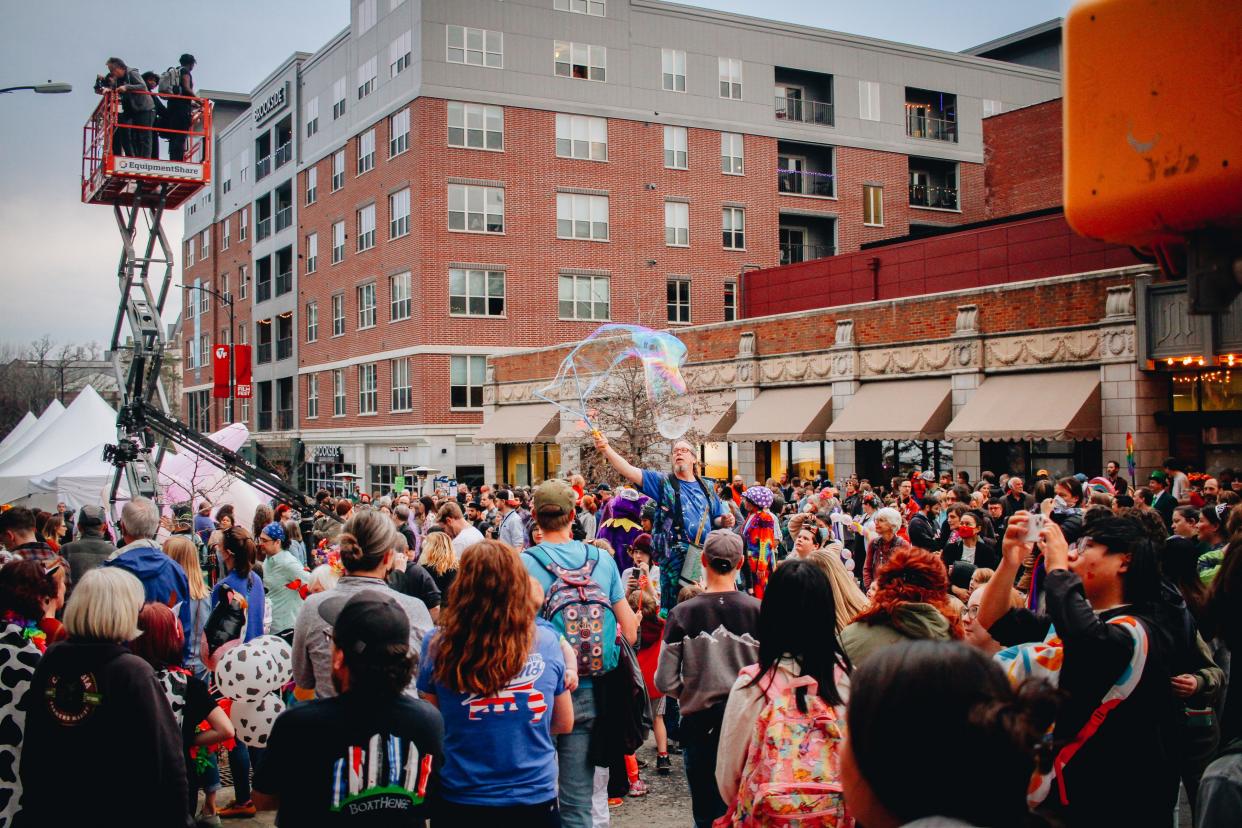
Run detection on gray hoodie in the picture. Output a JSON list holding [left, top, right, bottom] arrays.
[[838, 601, 952, 667]]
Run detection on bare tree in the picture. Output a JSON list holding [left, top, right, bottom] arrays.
[[560, 360, 708, 487]]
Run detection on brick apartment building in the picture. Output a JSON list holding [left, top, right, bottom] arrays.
[[180, 0, 1059, 490]]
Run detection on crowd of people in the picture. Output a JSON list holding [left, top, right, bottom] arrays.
[[0, 441, 1240, 827]]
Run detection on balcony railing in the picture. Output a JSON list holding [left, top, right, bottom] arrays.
[[257, 342, 272, 363], [905, 112, 957, 142], [274, 206, 293, 233], [777, 169, 835, 198], [275, 142, 293, 168], [276, 338, 292, 360], [256, 217, 272, 241], [255, 155, 272, 180], [256, 279, 272, 303], [780, 243, 835, 265], [909, 183, 959, 210], [276, 269, 293, 295], [775, 95, 834, 127], [277, 409, 293, 430]]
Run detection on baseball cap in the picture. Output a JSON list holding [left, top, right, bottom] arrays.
[[260, 522, 286, 543], [702, 529, 743, 573], [78, 505, 106, 528], [318, 591, 410, 662], [173, 507, 193, 525], [1149, 469, 1168, 483], [533, 479, 576, 516], [595, 483, 612, 493], [496, 489, 519, 507]]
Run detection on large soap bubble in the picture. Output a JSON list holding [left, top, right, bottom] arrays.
[[535, 324, 691, 440]]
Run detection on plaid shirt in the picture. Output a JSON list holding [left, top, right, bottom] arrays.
[[13, 542, 58, 566]]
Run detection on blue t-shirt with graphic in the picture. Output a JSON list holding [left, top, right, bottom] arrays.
[[641, 470, 723, 545], [416, 624, 565, 806]]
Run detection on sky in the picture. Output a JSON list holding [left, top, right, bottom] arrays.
[[0, 0, 1071, 349]]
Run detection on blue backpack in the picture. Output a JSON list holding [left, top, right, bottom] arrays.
[[525, 543, 619, 677]]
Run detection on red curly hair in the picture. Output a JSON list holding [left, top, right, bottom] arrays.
[[852, 547, 963, 639], [434, 540, 535, 696]]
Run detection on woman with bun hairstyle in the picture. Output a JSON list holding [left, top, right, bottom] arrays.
[[291, 509, 434, 700], [842, 640, 1058, 828]]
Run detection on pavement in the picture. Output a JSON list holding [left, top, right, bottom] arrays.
[[201, 737, 692, 827]]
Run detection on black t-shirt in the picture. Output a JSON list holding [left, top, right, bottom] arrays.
[[388, 564, 442, 610], [254, 690, 443, 826]]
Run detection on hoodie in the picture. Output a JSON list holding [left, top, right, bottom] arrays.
[[839, 602, 952, 667], [103, 539, 192, 657]]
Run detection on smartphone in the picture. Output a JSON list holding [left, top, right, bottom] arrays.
[[1024, 512, 1045, 544]]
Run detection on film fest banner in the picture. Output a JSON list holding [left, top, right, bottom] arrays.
[[212, 345, 231, 398], [218, 345, 255, 399]]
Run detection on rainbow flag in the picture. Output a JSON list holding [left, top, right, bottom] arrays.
[[1125, 433, 1136, 483]]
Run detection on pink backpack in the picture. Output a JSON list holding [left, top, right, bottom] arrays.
[[717, 664, 852, 827]]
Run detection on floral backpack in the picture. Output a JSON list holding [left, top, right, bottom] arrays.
[[717, 664, 852, 827]]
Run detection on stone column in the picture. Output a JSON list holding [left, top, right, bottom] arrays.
[[1098, 284, 1167, 478], [481, 363, 499, 484], [733, 331, 760, 482], [949, 304, 983, 480], [828, 319, 860, 481]]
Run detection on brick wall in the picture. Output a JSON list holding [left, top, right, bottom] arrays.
[[491, 269, 1138, 385], [983, 99, 1063, 218]]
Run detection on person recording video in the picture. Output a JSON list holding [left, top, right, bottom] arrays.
[[94, 57, 155, 159]]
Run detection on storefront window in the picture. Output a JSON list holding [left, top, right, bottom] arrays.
[[767, 442, 786, 482], [1201, 369, 1241, 411], [1171, 373, 1200, 412], [503, 444, 560, 487], [702, 442, 731, 481], [304, 462, 357, 496], [791, 441, 825, 482], [880, 440, 952, 479], [370, 464, 398, 494]]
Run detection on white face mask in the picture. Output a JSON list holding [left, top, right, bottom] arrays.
[[1053, 495, 1069, 509]]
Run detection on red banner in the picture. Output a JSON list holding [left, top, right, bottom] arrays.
[[234, 344, 253, 399], [211, 344, 231, 398]]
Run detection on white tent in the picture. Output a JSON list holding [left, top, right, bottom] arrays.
[[0, 412, 37, 457], [27, 443, 114, 514], [0, 387, 116, 505], [0, 400, 65, 466]]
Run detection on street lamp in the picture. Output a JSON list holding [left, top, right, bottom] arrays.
[[181, 284, 236, 419], [0, 81, 73, 94]]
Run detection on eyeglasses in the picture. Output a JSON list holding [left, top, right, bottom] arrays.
[[962, 604, 981, 620]]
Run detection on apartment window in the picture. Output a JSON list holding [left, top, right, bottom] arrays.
[[306, 167, 318, 205], [238, 320, 248, 344], [332, 77, 347, 119], [331, 293, 345, 336], [663, 126, 688, 169], [356, 0, 376, 33], [306, 300, 318, 342], [186, 238, 195, 265], [332, 150, 345, 190], [357, 128, 376, 174], [558, 272, 610, 320], [200, 229, 210, 258], [863, 184, 884, 226], [222, 162, 232, 194], [356, 205, 376, 251], [388, 188, 411, 239], [667, 278, 691, 323], [333, 369, 346, 415], [239, 208, 248, 240], [358, 363, 378, 414], [724, 280, 737, 321], [859, 80, 881, 121], [221, 217, 230, 250], [722, 206, 745, 249], [390, 358, 411, 411], [448, 102, 503, 150], [554, 113, 606, 161], [390, 30, 412, 77], [199, 283, 211, 315], [721, 133, 744, 174], [357, 56, 378, 99], [389, 108, 410, 157], [449, 355, 485, 409], [256, 319, 272, 364], [719, 57, 742, 99], [276, 313, 293, 360], [446, 26, 502, 68], [220, 271, 230, 302], [306, 374, 319, 418], [555, 0, 604, 15], [555, 41, 606, 82], [306, 96, 319, 137], [239, 265, 248, 298], [448, 184, 504, 233], [357, 282, 376, 328], [662, 48, 687, 92], [664, 201, 689, 247], [332, 221, 345, 263], [557, 193, 609, 240], [982, 98, 1003, 118], [306, 232, 318, 273], [449, 267, 505, 316], [390, 271, 411, 320]]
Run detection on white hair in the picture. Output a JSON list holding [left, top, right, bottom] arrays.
[[874, 507, 903, 531], [308, 564, 341, 592], [120, 497, 160, 540], [63, 567, 145, 642]]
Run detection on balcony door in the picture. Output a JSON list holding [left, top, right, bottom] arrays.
[[779, 226, 807, 265], [777, 85, 804, 120], [778, 155, 805, 194]]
